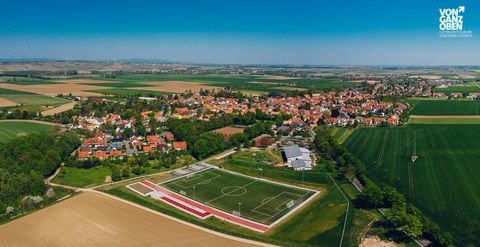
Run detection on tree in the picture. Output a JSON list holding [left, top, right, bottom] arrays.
[[360, 183, 384, 208], [111, 166, 122, 181]]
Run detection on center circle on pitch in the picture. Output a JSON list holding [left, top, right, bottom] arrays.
[[221, 186, 247, 196]]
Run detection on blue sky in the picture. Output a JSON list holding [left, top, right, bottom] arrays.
[[1, 0, 479, 65]]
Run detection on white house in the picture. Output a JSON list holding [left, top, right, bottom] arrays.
[[283, 145, 312, 171]]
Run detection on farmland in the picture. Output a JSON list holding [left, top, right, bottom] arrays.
[[0, 192, 255, 247], [343, 125, 480, 245], [408, 115, 480, 124], [0, 121, 56, 142], [434, 85, 480, 94], [0, 74, 355, 98], [0, 85, 71, 111], [410, 100, 480, 115]]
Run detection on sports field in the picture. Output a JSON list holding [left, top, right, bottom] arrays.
[[0, 121, 55, 142], [343, 125, 480, 245], [410, 100, 480, 115], [162, 168, 315, 225]]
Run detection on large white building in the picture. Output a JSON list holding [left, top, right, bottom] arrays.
[[282, 145, 312, 171]]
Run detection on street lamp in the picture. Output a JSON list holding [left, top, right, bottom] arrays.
[[258, 168, 263, 178], [238, 202, 242, 215], [193, 186, 196, 198]]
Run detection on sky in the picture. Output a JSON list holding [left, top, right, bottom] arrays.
[[0, 0, 479, 65]]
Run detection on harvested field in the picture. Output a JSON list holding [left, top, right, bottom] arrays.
[[0, 83, 109, 96], [0, 192, 259, 247], [212, 126, 244, 135], [133, 81, 222, 93], [0, 97, 17, 107], [41, 102, 77, 116]]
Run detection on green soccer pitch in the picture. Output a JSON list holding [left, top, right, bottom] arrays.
[[162, 168, 316, 225]]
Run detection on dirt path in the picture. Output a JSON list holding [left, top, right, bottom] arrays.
[[41, 102, 76, 116], [360, 236, 398, 247], [0, 192, 263, 247]]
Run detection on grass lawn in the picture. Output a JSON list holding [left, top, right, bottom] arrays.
[[410, 100, 480, 115], [54, 155, 194, 188], [0, 121, 55, 143], [343, 124, 480, 246], [53, 166, 112, 188], [163, 168, 315, 225]]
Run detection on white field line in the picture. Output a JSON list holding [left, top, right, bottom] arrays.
[[155, 184, 272, 232], [268, 190, 320, 228], [328, 174, 349, 247], [261, 191, 313, 225], [155, 166, 212, 186], [172, 173, 221, 189], [206, 180, 258, 205]]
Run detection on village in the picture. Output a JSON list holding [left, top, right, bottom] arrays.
[[67, 79, 426, 170]]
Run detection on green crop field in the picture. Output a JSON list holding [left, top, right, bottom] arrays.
[[95, 74, 354, 94], [434, 85, 480, 94], [343, 125, 480, 245], [162, 168, 315, 225], [0, 88, 36, 95], [1, 95, 69, 106], [410, 100, 480, 115], [0, 121, 55, 142]]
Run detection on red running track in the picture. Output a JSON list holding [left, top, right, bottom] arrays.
[[141, 180, 269, 232]]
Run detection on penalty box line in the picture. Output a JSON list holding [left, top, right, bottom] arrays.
[[252, 191, 312, 224]]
